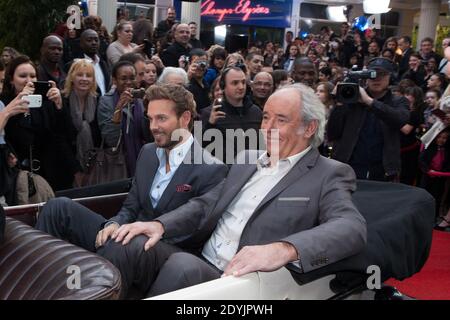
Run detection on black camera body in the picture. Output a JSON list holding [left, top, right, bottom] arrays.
[[336, 68, 377, 104], [131, 88, 146, 99]]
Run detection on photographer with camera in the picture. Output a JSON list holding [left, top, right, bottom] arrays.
[[327, 57, 409, 181], [187, 49, 210, 114]]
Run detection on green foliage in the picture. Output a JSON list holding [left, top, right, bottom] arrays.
[[436, 25, 450, 56], [0, 0, 77, 61]]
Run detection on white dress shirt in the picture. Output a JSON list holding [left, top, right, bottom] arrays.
[[84, 54, 106, 96], [202, 146, 312, 271], [150, 135, 194, 208]]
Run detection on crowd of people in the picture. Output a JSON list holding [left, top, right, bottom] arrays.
[[1, 10, 450, 227]]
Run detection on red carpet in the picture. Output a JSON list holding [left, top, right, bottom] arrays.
[[386, 230, 450, 300]]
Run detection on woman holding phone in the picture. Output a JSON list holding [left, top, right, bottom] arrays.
[[0, 55, 76, 191]]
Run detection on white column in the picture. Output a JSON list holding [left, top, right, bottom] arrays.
[[285, 0, 302, 45], [416, 0, 441, 50], [97, 0, 117, 33], [181, 1, 202, 37]]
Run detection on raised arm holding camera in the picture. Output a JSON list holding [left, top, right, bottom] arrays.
[[187, 48, 210, 114], [327, 57, 410, 181]]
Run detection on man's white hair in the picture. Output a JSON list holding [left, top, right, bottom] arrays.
[[279, 84, 326, 148], [157, 67, 189, 86]]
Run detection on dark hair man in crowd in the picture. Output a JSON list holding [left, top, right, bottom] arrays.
[[160, 23, 191, 68], [245, 52, 264, 80], [419, 37, 442, 65], [250, 71, 274, 109], [398, 36, 413, 77], [35, 84, 229, 299], [187, 48, 210, 113], [292, 57, 317, 88], [119, 52, 146, 89], [66, 29, 111, 96], [154, 6, 177, 40], [188, 22, 203, 49], [201, 67, 263, 163], [327, 57, 410, 181], [96, 84, 366, 298], [37, 35, 66, 88]]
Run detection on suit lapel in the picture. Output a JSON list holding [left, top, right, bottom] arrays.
[[140, 144, 159, 212], [154, 141, 198, 212], [212, 163, 257, 214], [246, 148, 320, 225]]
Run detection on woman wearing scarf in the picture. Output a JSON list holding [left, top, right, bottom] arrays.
[[63, 59, 102, 187]]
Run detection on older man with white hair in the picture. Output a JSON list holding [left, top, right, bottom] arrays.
[[157, 67, 189, 86], [101, 84, 367, 298]]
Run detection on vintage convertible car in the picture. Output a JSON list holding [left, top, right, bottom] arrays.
[[2, 179, 435, 300]]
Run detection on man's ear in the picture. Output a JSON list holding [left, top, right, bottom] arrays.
[[303, 120, 318, 139], [181, 110, 192, 127]]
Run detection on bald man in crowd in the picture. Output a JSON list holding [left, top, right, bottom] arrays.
[[37, 35, 66, 88], [160, 23, 191, 68], [251, 71, 274, 109]]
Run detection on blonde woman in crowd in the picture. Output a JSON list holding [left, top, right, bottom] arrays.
[[63, 59, 101, 187]]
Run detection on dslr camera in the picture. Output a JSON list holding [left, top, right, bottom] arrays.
[[336, 67, 377, 103]]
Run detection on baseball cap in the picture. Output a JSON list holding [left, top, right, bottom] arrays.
[[367, 57, 395, 73]]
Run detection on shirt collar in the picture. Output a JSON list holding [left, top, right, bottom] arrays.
[[84, 54, 99, 64], [257, 146, 312, 170], [156, 135, 194, 169]]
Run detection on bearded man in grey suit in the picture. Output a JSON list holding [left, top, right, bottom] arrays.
[[35, 84, 228, 260], [102, 83, 367, 298]]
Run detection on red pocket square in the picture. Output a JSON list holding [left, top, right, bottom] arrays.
[[176, 184, 192, 192]]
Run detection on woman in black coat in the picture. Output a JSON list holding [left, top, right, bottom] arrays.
[[0, 55, 76, 191]]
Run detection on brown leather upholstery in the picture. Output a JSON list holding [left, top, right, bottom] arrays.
[[0, 218, 121, 300]]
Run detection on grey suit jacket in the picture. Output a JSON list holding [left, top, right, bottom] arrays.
[[109, 140, 228, 226], [158, 148, 367, 273]]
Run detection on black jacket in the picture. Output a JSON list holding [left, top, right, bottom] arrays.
[[189, 38, 203, 49], [187, 78, 210, 113], [154, 19, 176, 40], [1, 94, 77, 191], [160, 42, 191, 67], [327, 90, 410, 176], [37, 63, 67, 90], [399, 47, 412, 77], [201, 96, 263, 162]]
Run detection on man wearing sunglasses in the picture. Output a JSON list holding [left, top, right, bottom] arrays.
[[327, 57, 410, 182]]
